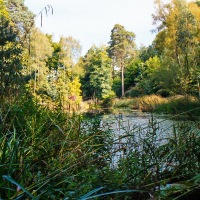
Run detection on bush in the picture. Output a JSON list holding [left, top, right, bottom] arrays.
[[125, 86, 145, 97], [101, 91, 116, 108], [155, 95, 200, 115], [156, 88, 171, 97], [112, 77, 122, 97]]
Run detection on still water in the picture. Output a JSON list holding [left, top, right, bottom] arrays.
[[100, 110, 196, 166]]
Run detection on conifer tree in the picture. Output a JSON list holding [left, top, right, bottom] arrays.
[[108, 24, 136, 97]]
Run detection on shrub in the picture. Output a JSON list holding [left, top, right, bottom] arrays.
[[156, 88, 171, 97], [125, 86, 145, 97], [137, 95, 167, 112], [155, 95, 200, 115]]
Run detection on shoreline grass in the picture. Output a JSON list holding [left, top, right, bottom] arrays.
[[110, 95, 200, 115], [1, 95, 200, 199]]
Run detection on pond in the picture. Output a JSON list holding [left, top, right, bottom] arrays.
[[100, 110, 197, 166]]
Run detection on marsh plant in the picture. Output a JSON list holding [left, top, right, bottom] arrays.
[[0, 97, 113, 199], [102, 115, 200, 199], [111, 95, 200, 115], [1, 97, 200, 199]]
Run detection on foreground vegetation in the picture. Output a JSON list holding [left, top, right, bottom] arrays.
[[0, 96, 112, 199], [1, 96, 200, 199], [1, 0, 200, 199]]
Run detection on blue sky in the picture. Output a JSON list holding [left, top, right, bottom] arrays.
[[25, 0, 162, 55]]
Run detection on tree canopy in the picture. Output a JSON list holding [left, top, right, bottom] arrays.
[[108, 24, 136, 97], [0, 0, 200, 107]]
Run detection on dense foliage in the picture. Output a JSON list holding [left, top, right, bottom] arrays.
[[0, 0, 200, 199], [80, 45, 114, 102]]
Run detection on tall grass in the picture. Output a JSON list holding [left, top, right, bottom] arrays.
[[1, 94, 200, 199], [0, 96, 112, 199], [111, 95, 200, 115], [111, 95, 167, 112], [155, 95, 200, 115], [100, 114, 200, 199]]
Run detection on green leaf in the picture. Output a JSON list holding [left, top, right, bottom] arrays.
[[2, 175, 36, 199], [79, 189, 147, 200], [192, 174, 200, 184], [78, 187, 104, 199]]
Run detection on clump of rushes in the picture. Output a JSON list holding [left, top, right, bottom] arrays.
[[155, 95, 200, 115], [137, 95, 167, 112], [110, 95, 200, 115], [1, 94, 200, 199], [0, 95, 113, 199], [111, 98, 139, 109], [101, 115, 200, 199], [111, 95, 167, 112]]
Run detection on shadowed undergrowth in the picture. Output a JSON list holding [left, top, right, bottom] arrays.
[[0, 95, 200, 199]]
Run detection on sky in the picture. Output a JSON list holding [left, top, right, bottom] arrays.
[[24, 0, 161, 56]]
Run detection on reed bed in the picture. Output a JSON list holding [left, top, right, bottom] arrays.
[[111, 95, 200, 115], [1, 96, 200, 199]]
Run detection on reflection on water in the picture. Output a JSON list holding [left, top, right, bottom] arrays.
[[100, 110, 195, 166], [101, 110, 176, 136]]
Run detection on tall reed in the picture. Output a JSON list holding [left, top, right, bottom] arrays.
[[0, 96, 112, 199], [1, 95, 200, 199], [100, 114, 200, 199]]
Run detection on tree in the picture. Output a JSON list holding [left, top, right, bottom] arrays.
[[139, 44, 158, 62], [57, 36, 82, 110], [124, 58, 141, 92], [46, 35, 62, 71], [0, 0, 24, 103], [81, 45, 114, 101], [59, 36, 81, 69], [108, 24, 136, 97], [44, 36, 82, 111], [4, 0, 35, 48], [28, 28, 53, 100], [153, 0, 200, 95]]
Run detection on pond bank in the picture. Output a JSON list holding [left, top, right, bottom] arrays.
[[84, 95, 200, 119], [105, 95, 200, 116]]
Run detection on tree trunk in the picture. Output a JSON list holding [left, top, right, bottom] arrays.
[[121, 59, 124, 97]]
